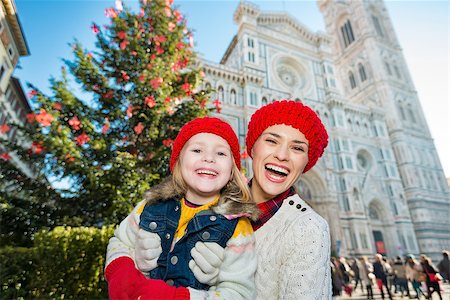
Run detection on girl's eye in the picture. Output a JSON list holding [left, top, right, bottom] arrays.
[[217, 152, 227, 156], [265, 138, 276, 144], [191, 149, 201, 153]]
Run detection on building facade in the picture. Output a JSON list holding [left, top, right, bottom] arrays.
[[0, 0, 34, 177], [201, 0, 450, 261]]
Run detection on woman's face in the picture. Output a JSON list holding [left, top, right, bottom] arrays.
[[250, 124, 309, 203]]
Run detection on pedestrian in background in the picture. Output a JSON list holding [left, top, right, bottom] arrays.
[[331, 257, 344, 299], [420, 255, 443, 300], [357, 256, 374, 300], [392, 256, 410, 297], [405, 254, 425, 299], [372, 254, 393, 300], [351, 258, 362, 292], [437, 250, 449, 283]]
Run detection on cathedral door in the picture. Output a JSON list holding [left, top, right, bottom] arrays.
[[372, 230, 386, 255]]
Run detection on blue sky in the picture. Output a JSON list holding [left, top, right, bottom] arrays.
[[14, 0, 450, 177]]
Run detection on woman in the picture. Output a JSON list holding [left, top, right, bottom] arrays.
[[105, 100, 331, 299], [405, 254, 425, 299], [420, 255, 443, 300], [243, 99, 331, 299]]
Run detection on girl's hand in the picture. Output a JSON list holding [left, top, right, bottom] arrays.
[[189, 242, 224, 285], [135, 229, 162, 272]]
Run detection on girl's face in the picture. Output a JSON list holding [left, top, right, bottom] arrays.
[[250, 124, 309, 203], [179, 133, 233, 205]]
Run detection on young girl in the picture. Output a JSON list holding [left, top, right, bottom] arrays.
[[105, 117, 259, 299]]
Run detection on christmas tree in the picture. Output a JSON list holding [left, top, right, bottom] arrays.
[[0, 0, 213, 245]]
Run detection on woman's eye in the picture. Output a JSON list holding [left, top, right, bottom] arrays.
[[217, 152, 227, 156], [293, 146, 305, 152], [265, 139, 276, 144], [191, 149, 201, 153]]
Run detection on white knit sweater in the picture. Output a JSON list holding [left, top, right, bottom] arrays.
[[254, 194, 331, 300]]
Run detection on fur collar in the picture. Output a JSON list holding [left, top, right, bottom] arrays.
[[143, 176, 259, 221]]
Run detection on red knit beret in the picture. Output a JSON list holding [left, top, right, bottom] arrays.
[[246, 100, 328, 173], [170, 117, 241, 172]]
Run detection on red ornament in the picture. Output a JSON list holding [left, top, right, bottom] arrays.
[[120, 40, 129, 50], [68, 116, 81, 130], [31, 142, 44, 155], [126, 104, 134, 118], [150, 77, 163, 89], [0, 123, 10, 134], [26, 113, 35, 123], [35, 109, 54, 127], [91, 23, 100, 34], [145, 96, 156, 108], [27, 90, 38, 99], [0, 152, 12, 161], [105, 7, 118, 18], [75, 132, 90, 146], [117, 31, 127, 40], [134, 122, 144, 135], [163, 138, 174, 148], [103, 91, 114, 99], [52, 102, 62, 111], [102, 118, 110, 134], [241, 150, 249, 159]]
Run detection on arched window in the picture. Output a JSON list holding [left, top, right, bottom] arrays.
[[368, 206, 380, 220], [399, 105, 406, 120], [353, 188, 360, 203], [230, 89, 237, 105], [261, 97, 268, 106], [340, 20, 355, 48], [358, 63, 367, 82], [385, 61, 392, 75], [297, 180, 312, 202], [371, 15, 384, 37], [393, 64, 402, 79], [349, 71, 356, 89], [217, 86, 224, 102]]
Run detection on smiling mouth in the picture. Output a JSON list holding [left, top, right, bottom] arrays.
[[265, 164, 289, 177], [196, 169, 218, 176]]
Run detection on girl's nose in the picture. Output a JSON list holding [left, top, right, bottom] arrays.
[[202, 151, 215, 163]]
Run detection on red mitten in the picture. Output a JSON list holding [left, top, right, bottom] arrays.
[[105, 256, 144, 300], [105, 256, 190, 300], [131, 278, 190, 300]]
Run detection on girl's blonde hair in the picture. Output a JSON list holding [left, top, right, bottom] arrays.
[[172, 159, 252, 204]]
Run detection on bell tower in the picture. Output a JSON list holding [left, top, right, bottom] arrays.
[[318, 0, 450, 259]]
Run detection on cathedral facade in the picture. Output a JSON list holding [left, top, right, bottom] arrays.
[[200, 0, 450, 261]]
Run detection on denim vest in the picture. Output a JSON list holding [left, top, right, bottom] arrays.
[[139, 197, 239, 290]]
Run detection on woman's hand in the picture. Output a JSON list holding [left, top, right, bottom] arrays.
[[189, 242, 225, 285], [135, 229, 162, 272]]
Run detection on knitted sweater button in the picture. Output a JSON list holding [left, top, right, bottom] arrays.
[[149, 222, 157, 230], [289, 200, 294, 205], [296, 204, 302, 209], [301, 207, 307, 212], [171, 256, 178, 265], [202, 231, 211, 240]]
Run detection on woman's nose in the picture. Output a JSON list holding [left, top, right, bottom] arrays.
[[273, 145, 289, 161]]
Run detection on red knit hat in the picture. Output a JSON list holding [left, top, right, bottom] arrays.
[[170, 117, 241, 172], [246, 100, 328, 173]]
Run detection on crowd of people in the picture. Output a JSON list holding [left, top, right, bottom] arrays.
[[331, 251, 450, 299]]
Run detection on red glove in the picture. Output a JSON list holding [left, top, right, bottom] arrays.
[[105, 256, 190, 300]]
